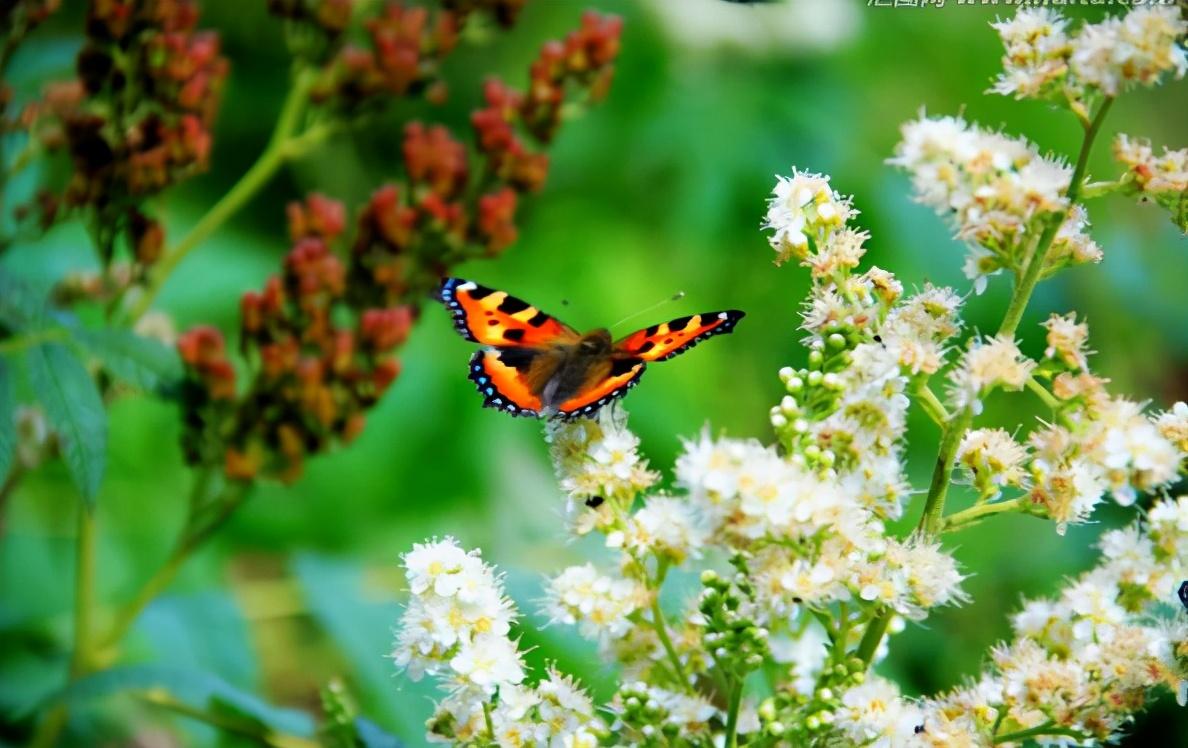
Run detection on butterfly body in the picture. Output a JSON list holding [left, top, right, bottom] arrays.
[[438, 278, 743, 419]]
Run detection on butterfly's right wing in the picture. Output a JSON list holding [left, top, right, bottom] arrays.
[[437, 278, 580, 347], [614, 310, 745, 361]]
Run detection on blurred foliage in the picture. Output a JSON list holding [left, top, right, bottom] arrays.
[[1, 0, 1186, 745]]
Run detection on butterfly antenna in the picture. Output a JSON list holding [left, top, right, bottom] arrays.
[[608, 291, 686, 332]]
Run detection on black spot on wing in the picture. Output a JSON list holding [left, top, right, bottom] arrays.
[[497, 295, 531, 315], [609, 357, 641, 377], [503, 328, 525, 342], [668, 315, 694, 331], [644, 324, 660, 337], [467, 350, 541, 419], [635, 340, 655, 354], [656, 310, 746, 361], [467, 283, 496, 300], [526, 310, 550, 327], [496, 346, 538, 373]]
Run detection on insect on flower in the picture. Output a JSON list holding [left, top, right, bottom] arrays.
[[436, 278, 744, 419], [1179, 580, 1188, 612]]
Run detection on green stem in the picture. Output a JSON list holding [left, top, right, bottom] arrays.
[[141, 691, 319, 748], [915, 382, 951, 426], [97, 480, 250, 656], [994, 721, 1088, 744], [851, 99, 1114, 679], [1080, 178, 1130, 199], [724, 679, 744, 748], [70, 507, 96, 676], [1025, 376, 1061, 412], [129, 69, 318, 322], [482, 701, 496, 742], [918, 407, 973, 536], [649, 597, 692, 694], [941, 498, 1022, 533], [855, 608, 889, 665], [998, 97, 1113, 338], [29, 505, 98, 748]]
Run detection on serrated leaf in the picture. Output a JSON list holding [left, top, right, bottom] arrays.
[[46, 663, 315, 737], [77, 328, 183, 393], [0, 270, 51, 331], [27, 343, 106, 505], [0, 359, 15, 485]]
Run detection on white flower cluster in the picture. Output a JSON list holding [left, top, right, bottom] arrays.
[[392, 538, 605, 745], [543, 563, 646, 642], [948, 335, 1036, 414], [833, 496, 1188, 747], [763, 168, 863, 268], [677, 430, 966, 622], [546, 412, 658, 509], [1115, 134, 1188, 195], [890, 113, 1100, 294], [992, 6, 1187, 100], [1113, 134, 1188, 231]]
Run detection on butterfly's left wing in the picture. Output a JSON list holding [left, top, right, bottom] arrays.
[[554, 355, 646, 420], [615, 310, 745, 362], [437, 277, 580, 347]]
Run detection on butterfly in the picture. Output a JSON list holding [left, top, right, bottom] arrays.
[[435, 277, 745, 420]]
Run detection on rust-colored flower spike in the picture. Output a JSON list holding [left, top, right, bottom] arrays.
[[522, 11, 623, 142], [181, 194, 415, 483], [178, 11, 622, 484], [19, 0, 228, 268], [306, 0, 532, 107]]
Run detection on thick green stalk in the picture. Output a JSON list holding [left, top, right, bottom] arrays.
[[98, 479, 249, 655], [70, 507, 96, 676], [918, 407, 973, 535], [853, 97, 1115, 673], [129, 69, 318, 321], [649, 598, 692, 694], [997, 97, 1114, 337], [855, 608, 889, 665], [723, 679, 744, 748], [30, 506, 98, 748]]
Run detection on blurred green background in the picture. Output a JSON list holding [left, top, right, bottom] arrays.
[[3, 0, 1187, 744]]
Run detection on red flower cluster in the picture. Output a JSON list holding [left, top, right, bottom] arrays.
[[306, 0, 525, 106], [176, 10, 622, 485], [20, 0, 228, 265], [522, 12, 622, 142], [180, 194, 414, 483]]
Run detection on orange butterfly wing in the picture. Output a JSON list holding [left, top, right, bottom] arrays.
[[555, 356, 646, 419], [468, 349, 551, 417], [437, 278, 579, 347], [615, 310, 745, 362]]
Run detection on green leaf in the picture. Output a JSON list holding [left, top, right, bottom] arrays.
[[47, 663, 315, 737], [0, 358, 15, 485], [0, 270, 51, 331], [27, 342, 107, 505], [76, 328, 183, 393]]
